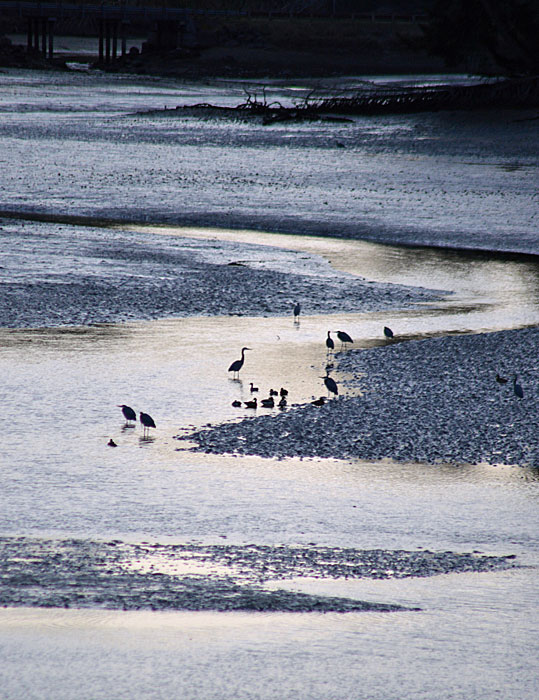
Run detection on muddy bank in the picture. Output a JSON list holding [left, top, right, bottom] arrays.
[[177, 327, 539, 467], [0, 537, 518, 613], [0, 217, 443, 329]]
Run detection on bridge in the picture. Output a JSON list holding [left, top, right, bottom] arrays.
[[1, 2, 427, 64]]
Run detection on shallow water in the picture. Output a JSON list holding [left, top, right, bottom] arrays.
[[0, 69, 537, 699]]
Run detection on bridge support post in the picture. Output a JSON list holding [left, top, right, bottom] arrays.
[[47, 18, 55, 60]]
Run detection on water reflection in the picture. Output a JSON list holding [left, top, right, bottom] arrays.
[[139, 224, 539, 331]]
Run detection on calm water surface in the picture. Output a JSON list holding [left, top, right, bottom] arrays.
[[0, 227, 538, 699]]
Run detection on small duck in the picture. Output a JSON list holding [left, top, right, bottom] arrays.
[[107, 438, 118, 447], [249, 382, 259, 393], [261, 396, 275, 408], [278, 397, 287, 409], [496, 373, 508, 384], [279, 387, 288, 397], [383, 326, 394, 339], [312, 396, 326, 406], [244, 398, 257, 409], [269, 389, 278, 397], [232, 400, 242, 407]]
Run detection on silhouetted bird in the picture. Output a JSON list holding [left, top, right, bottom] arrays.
[[312, 396, 326, 406], [496, 373, 508, 384], [336, 330, 353, 348], [249, 382, 259, 393], [232, 400, 242, 407], [244, 398, 257, 409], [513, 374, 524, 398], [293, 302, 301, 321], [280, 387, 288, 397], [118, 404, 136, 425], [261, 396, 275, 408], [228, 347, 251, 378], [320, 374, 338, 397], [139, 411, 156, 436], [384, 326, 394, 339], [326, 331, 334, 354], [108, 438, 117, 447], [269, 389, 278, 397], [278, 397, 287, 409]]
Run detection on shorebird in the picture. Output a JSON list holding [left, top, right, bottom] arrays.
[[336, 330, 353, 348], [228, 347, 251, 378], [326, 331, 335, 354], [320, 374, 338, 398], [139, 411, 156, 437], [118, 404, 136, 425]]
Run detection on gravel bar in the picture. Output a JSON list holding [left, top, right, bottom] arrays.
[[177, 327, 539, 467]]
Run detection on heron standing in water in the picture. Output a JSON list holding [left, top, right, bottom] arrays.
[[118, 404, 136, 425], [139, 411, 156, 437], [326, 331, 335, 355], [336, 330, 353, 349], [228, 347, 251, 378], [320, 374, 338, 398]]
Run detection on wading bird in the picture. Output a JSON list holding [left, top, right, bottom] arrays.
[[336, 330, 353, 348], [293, 302, 301, 321], [139, 411, 156, 437], [244, 397, 257, 409], [118, 404, 136, 425], [228, 347, 251, 378], [320, 374, 338, 398], [513, 374, 524, 398], [384, 326, 394, 339], [326, 331, 334, 354]]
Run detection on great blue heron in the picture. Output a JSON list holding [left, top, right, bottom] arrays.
[[320, 374, 338, 397], [261, 396, 275, 408], [293, 302, 301, 321], [228, 347, 251, 378], [244, 397, 257, 409], [118, 404, 136, 425], [326, 331, 335, 354], [384, 326, 394, 339], [139, 411, 156, 437], [513, 374, 524, 398], [336, 330, 353, 348]]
